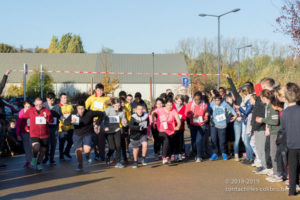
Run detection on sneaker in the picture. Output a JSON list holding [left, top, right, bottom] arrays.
[[195, 157, 202, 163], [178, 154, 183, 161], [285, 180, 289, 185], [182, 153, 186, 160], [174, 155, 179, 162], [253, 167, 265, 173], [132, 162, 138, 169], [242, 159, 254, 165], [64, 152, 72, 159], [24, 162, 30, 168], [256, 168, 269, 175], [234, 154, 239, 162], [31, 158, 37, 167], [142, 158, 147, 166], [42, 157, 49, 164], [162, 158, 168, 165], [115, 162, 125, 168], [222, 153, 228, 160], [36, 164, 42, 171], [105, 157, 110, 166], [87, 158, 92, 164], [266, 169, 274, 177], [75, 164, 83, 172], [266, 175, 283, 183], [171, 155, 175, 161], [209, 154, 218, 161]]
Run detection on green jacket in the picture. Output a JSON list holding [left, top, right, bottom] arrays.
[[262, 104, 280, 135]]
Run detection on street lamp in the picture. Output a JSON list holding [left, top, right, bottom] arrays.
[[236, 44, 252, 80], [199, 8, 240, 87]]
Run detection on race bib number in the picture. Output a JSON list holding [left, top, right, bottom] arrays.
[[216, 114, 226, 122], [193, 116, 203, 123], [94, 101, 104, 109], [179, 114, 182, 119], [162, 122, 168, 130], [49, 117, 57, 125], [63, 114, 70, 119], [27, 119, 30, 126], [72, 115, 80, 125], [35, 117, 46, 125], [109, 116, 120, 124]]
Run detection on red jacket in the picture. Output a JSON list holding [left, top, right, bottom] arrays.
[[185, 101, 208, 126], [23, 107, 53, 139], [172, 103, 186, 130]]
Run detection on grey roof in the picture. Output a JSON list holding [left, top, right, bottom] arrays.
[[0, 53, 187, 84]]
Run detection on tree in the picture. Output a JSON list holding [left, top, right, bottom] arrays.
[[99, 54, 119, 94], [66, 35, 84, 53], [276, 0, 300, 55], [48, 36, 59, 53], [26, 71, 54, 98], [0, 43, 17, 53], [35, 46, 48, 53], [58, 33, 72, 53]]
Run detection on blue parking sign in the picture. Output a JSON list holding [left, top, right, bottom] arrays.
[[182, 77, 189, 87]]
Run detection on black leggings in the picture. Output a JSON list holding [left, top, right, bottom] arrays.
[[175, 130, 185, 155], [159, 132, 172, 158], [106, 131, 121, 163], [152, 127, 161, 154]]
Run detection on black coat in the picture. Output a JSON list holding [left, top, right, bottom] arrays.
[[0, 75, 8, 120]]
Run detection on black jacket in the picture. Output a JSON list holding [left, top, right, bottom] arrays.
[[129, 113, 149, 140], [0, 75, 8, 120], [251, 97, 266, 132], [64, 110, 104, 136]]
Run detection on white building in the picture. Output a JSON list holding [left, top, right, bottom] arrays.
[[0, 53, 189, 100]]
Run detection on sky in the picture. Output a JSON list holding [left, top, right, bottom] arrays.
[[0, 0, 292, 54]]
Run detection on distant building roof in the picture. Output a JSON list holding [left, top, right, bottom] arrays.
[[0, 53, 188, 84]]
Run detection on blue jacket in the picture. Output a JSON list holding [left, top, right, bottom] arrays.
[[239, 99, 253, 125], [210, 101, 237, 128]]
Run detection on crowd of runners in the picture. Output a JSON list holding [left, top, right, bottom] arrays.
[[0, 70, 300, 196]]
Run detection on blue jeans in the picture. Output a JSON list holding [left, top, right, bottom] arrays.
[[190, 125, 206, 158], [233, 120, 242, 154], [45, 127, 58, 160], [59, 130, 73, 155], [210, 126, 226, 154], [242, 122, 253, 160]]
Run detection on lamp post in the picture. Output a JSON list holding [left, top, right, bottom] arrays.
[[236, 44, 252, 80], [199, 8, 240, 87]]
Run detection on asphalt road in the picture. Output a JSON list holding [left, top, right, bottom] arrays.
[[0, 138, 297, 200]]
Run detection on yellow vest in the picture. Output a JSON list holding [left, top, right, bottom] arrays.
[[85, 94, 110, 112], [59, 104, 74, 132]]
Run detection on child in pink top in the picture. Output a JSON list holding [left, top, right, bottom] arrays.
[[152, 98, 181, 164]]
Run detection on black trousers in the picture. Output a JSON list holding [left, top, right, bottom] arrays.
[[288, 149, 300, 195], [94, 129, 106, 158], [120, 127, 128, 161], [172, 130, 185, 155], [152, 127, 161, 155], [106, 131, 121, 163], [158, 132, 171, 158]]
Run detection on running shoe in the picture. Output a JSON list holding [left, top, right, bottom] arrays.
[[209, 154, 218, 161], [266, 175, 283, 183], [195, 157, 202, 163], [36, 164, 42, 171], [64, 152, 72, 159], [115, 162, 125, 168], [142, 158, 148, 166], [162, 158, 168, 165], [222, 153, 228, 160], [132, 162, 138, 169], [87, 158, 92, 164], [75, 164, 83, 172]]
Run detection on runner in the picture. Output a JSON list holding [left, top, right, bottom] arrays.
[[23, 97, 53, 171], [103, 98, 127, 168], [43, 92, 61, 165], [172, 94, 186, 162], [16, 100, 33, 168], [85, 83, 110, 161], [152, 98, 181, 165], [209, 94, 237, 161], [58, 93, 74, 160], [129, 103, 149, 168], [185, 92, 209, 162], [64, 100, 104, 171]]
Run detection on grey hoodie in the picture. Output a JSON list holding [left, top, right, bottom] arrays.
[[104, 106, 127, 134]]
